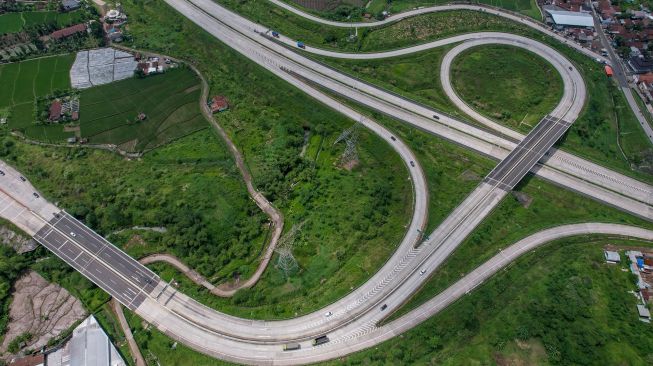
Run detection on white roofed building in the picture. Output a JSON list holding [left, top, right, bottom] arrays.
[[545, 9, 595, 28]]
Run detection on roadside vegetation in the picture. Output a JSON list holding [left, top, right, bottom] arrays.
[[330, 239, 653, 365], [208, 0, 536, 52], [451, 45, 563, 133], [0, 128, 270, 284], [286, 0, 542, 21], [324, 35, 653, 179]]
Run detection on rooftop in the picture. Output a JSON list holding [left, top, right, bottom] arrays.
[[545, 9, 595, 27]]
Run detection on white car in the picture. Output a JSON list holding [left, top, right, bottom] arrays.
[[419, 269, 426, 276], [70, 232, 76, 237], [324, 311, 332, 317]]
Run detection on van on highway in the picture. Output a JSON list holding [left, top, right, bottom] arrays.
[[283, 343, 301, 351]]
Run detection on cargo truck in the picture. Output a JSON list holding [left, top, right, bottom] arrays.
[[312, 335, 329, 346]]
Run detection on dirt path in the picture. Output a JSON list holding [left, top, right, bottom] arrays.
[[110, 44, 285, 295], [111, 299, 146, 366]]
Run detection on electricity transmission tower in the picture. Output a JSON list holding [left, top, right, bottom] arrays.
[[334, 121, 360, 166], [275, 222, 305, 278]]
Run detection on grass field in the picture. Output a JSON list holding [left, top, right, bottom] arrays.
[[0, 10, 89, 34], [78, 67, 206, 152], [451, 45, 563, 133]]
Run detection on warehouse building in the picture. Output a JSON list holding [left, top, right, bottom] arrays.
[[46, 315, 125, 366], [545, 9, 595, 29]]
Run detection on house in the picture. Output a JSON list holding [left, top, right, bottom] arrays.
[[210, 96, 229, 113], [62, 0, 81, 12], [49, 23, 87, 40], [9, 354, 44, 366], [637, 304, 651, 322], [49, 101, 62, 121], [629, 55, 653, 74], [604, 250, 620, 263]]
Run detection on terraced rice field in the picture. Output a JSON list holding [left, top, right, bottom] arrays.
[[0, 54, 75, 141], [78, 67, 207, 152], [0, 10, 88, 34]]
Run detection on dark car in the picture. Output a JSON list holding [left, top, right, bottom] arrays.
[[0, 170, 4, 176], [33, 192, 39, 198], [381, 304, 388, 311], [432, 115, 440, 120], [19, 176, 26, 182], [410, 161, 415, 167], [390, 136, 396, 141]]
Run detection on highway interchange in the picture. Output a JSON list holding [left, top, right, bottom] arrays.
[[0, 1, 653, 365]]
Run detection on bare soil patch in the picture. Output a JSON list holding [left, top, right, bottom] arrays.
[[1, 271, 86, 356]]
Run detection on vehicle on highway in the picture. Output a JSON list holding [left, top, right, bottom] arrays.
[[410, 161, 415, 167], [19, 176, 26, 182], [380, 304, 388, 311], [32, 192, 39, 198], [70, 232, 76, 237], [420, 269, 426, 276], [569, 66, 573, 71], [312, 335, 330, 346], [271, 31, 279, 38], [390, 136, 396, 141], [297, 41, 305, 49], [283, 343, 301, 351], [0, 170, 4, 176], [433, 114, 440, 120], [324, 311, 332, 317]]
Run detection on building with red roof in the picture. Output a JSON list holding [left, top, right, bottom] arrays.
[[49, 101, 62, 121], [50, 23, 87, 40], [210, 96, 229, 113]]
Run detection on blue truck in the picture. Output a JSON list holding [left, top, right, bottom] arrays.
[[271, 31, 279, 38], [297, 41, 305, 49]]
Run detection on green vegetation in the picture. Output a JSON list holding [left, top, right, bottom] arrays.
[[0, 10, 91, 34], [451, 45, 563, 132], [116, 0, 414, 319], [7, 332, 33, 353], [387, 0, 541, 19], [329, 239, 653, 365], [0, 244, 30, 338], [388, 170, 653, 320], [1, 128, 269, 284], [355, 10, 534, 51], [207, 1, 538, 52], [78, 67, 206, 152]]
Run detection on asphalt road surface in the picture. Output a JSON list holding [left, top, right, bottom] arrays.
[[591, 7, 653, 144], [485, 115, 572, 191], [0, 1, 651, 365]]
